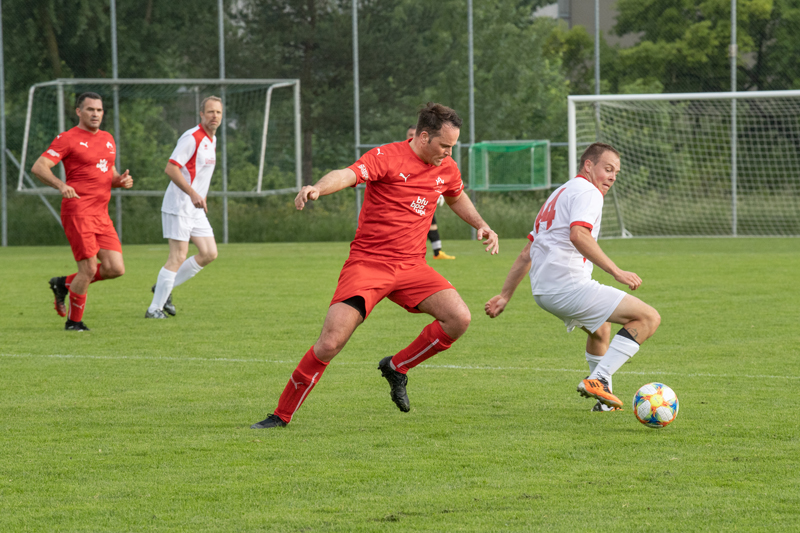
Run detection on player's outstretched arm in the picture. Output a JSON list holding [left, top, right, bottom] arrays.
[[485, 241, 532, 318], [569, 225, 641, 290], [295, 168, 358, 210], [31, 156, 79, 198], [445, 192, 499, 254]]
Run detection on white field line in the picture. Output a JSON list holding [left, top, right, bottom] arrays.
[[1, 352, 798, 381]]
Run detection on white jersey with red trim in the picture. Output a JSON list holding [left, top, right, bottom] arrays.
[[161, 125, 217, 218], [528, 176, 604, 295]]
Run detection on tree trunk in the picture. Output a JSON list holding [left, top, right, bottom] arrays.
[[38, 1, 62, 78]]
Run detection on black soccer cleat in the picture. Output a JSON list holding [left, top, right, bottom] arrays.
[[250, 413, 288, 429], [151, 284, 176, 316], [49, 276, 68, 317], [144, 308, 168, 319], [378, 356, 410, 412], [65, 320, 90, 332]]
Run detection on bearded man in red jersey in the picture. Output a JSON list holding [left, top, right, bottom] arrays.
[[32, 92, 133, 331], [252, 102, 499, 429]]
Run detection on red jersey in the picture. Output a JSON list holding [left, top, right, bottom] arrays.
[[347, 139, 464, 261], [41, 126, 117, 217]]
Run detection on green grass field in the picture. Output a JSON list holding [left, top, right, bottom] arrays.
[[1, 238, 798, 531]]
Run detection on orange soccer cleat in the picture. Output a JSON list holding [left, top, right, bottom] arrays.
[[577, 377, 623, 409]]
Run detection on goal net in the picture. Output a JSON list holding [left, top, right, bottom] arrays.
[[17, 78, 301, 197], [468, 140, 550, 191], [568, 91, 800, 237]]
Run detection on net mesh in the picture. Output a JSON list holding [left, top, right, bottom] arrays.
[[20, 81, 298, 195], [573, 96, 800, 237], [468, 141, 550, 191]]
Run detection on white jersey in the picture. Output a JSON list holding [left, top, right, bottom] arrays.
[[528, 176, 604, 295], [161, 125, 217, 218]]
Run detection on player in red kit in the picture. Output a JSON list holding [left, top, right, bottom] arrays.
[[31, 92, 133, 331], [251, 102, 499, 429]]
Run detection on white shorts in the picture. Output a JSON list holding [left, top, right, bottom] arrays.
[[534, 280, 626, 334], [162, 212, 215, 241]]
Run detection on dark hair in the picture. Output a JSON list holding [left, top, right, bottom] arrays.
[[415, 102, 462, 139], [579, 142, 620, 171], [76, 92, 103, 109], [407, 125, 416, 131]]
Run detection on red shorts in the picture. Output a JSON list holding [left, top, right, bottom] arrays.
[[62, 215, 122, 262], [331, 257, 454, 319]]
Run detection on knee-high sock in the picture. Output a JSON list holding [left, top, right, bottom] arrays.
[[273, 347, 329, 423], [585, 352, 611, 392], [589, 335, 640, 382], [390, 320, 454, 375], [67, 290, 87, 322], [149, 268, 177, 313], [173, 256, 203, 288], [65, 269, 104, 290]]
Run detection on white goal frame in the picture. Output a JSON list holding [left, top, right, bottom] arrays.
[[17, 78, 302, 198], [569, 90, 800, 237]]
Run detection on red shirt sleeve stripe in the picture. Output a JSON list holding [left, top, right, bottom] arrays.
[[570, 221, 593, 231], [168, 159, 183, 169], [527, 234, 534, 242]]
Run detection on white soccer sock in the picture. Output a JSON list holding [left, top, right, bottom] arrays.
[[431, 240, 442, 251], [173, 255, 203, 288], [149, 268, 177, 313], [585, 352, 612, 391], [589, 335, 640, 382]]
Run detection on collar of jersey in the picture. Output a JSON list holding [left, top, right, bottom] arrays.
[[198, 124, 215, 142], [575, 174, 603, 194]]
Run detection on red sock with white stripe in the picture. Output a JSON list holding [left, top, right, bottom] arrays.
[[273, 347, 329, 424], [67, 290, 87, 322], [390, 320, 454, 375]]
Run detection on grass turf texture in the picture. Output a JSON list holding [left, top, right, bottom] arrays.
[[1, 238, 798, 531]]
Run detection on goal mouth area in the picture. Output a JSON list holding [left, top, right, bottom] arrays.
[[17, 78, 301, 198], [468, 140, 551, 192], [568, 90, 800, 238]]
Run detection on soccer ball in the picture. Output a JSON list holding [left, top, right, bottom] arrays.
[[633, 383, 679, 428]]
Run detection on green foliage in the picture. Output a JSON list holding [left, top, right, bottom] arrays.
[[1, 239, 799, 530]]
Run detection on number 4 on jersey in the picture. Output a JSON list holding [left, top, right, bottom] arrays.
[[534, 188, 565, 233]]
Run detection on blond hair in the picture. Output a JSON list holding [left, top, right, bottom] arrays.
[[200, 96, 223, 113]]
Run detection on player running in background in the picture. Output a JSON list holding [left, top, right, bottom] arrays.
[[407, 125, 455, 260], [32, 92, 133, 331], [484, 143, 661, 411], [145, 97, 223, 319], [251, 103, 499, 429]]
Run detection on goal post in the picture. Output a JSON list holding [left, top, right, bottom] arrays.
[[17, 78, 301, 197], [568, 90, 800, 238]]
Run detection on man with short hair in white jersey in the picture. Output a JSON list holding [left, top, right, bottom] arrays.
[[485, 142, 661, 411], [145, 96, 223, 318]]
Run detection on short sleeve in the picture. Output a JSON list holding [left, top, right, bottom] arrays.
[[442, 165, 464, 197], [169, 133, 198, 168], [569, 188, 603, 230], [41, 134, 70, 164], [347, 147, 388, 186]]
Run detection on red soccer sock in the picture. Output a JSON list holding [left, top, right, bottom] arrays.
[[390, 320, 455, 374], [67, 290, 87, 322], [65, 268, 103, 290], [273, 346, 329, 423]]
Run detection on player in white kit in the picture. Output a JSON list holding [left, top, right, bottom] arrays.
[[485, 143, 661, 410], [145, 96, 223, 318]]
